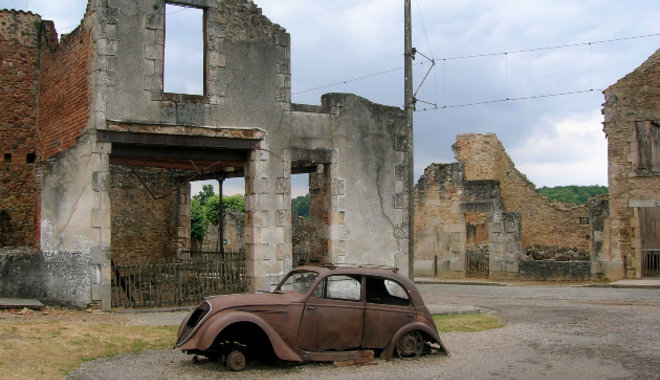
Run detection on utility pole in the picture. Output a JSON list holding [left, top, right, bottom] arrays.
[[404, 0, 415, 280]]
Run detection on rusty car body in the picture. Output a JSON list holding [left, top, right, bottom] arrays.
[[175, 264, 446, 370]]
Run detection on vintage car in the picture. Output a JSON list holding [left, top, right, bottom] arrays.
[[175, 264, 446, 370]]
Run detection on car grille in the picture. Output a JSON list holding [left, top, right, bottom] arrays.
[[176, 300, 211, 347]]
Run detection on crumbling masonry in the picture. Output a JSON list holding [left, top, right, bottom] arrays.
[[414, 49, 660, 281], [0, 0, 411, 310]]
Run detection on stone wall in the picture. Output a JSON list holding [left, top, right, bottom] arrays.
[[197, 209, 246, 252], [519, 261, 591, 281], [602, 48, 660, 279], [0, 11, 41, 247], [415, 134, 601, 280], [454, 133, 591, 251], [109, 165, 179, 264]]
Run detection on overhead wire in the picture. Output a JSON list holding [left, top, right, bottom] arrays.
[[293, 32, 660, 109]]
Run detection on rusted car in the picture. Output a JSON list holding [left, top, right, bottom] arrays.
[[175, 264, 446, 370]]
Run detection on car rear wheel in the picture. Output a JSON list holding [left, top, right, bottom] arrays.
[[225, 350, 246, 371], [395, 331, 423, 358]]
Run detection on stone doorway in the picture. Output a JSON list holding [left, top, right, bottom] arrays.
[[641, 207, 660, 277]]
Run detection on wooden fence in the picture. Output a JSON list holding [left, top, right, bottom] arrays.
[[111, 250, 246, 308]]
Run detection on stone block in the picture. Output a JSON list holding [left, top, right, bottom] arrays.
[[276, 243, 289, 260], [91, 283, 111, 311], [276, 209, 290, 227], [275, 177, 290, 194], [329, 211, 345, 225], [331, 179, 346, 195], [92, 171, 110, 192], [91, 208, 110, 228], [328, 239, 346, 258]]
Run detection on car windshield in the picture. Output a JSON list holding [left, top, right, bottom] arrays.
[[275, 271, 319, 294]]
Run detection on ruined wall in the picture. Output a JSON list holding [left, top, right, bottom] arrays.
[[109, 165, 179, 263], [415, 134, 604, 280], [453, 133, 591, 251], [37, 16, 93, 161], [414, 163, 467, 277], [287, 94, 410, 271], [198, 209, 246, 252], [602, 48, 660, 279], [0, 11, 41, 247]]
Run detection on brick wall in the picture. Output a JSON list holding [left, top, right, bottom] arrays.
[[37, 17, 93, 161], [454, 133, 591, 251], [0, 11, 41, 247], [109, 165, 180, 264]]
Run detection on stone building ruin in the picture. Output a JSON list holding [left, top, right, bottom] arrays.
[[414, 48, 660, 281], [602, 48, 660, 279], [414, 133, 602, 281], [0, 0, 412, 310]]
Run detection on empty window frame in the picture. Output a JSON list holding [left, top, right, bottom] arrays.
[[635, 121, 660, 173], [164, 3, 204, 95]]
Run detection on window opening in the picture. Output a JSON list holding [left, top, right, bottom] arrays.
[[26, 152, 35, 164], [164, 3, 204, 95], [313, 275, 361, 301], [292, 173, 310, 266], [365, 276, 411, 306], [189, 178, 245, 253], [3, 153, 11, 163]]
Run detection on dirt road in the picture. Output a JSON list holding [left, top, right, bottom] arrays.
[[68, 284, 660, 379]]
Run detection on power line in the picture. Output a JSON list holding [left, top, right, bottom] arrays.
[[292, 32, 660, 98], [292, 66, 413, 95], [439, 33, 660, 61], [415, 88, 603, 112]]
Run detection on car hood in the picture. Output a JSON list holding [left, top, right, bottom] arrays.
[[206, 291, 304, 312]]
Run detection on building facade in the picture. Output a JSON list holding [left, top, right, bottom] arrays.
[[0, 0, 411, 310]]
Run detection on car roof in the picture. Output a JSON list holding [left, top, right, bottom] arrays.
[[291, 264, 424, 305]]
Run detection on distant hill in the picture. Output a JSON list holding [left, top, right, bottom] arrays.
[[537, 185, 608, 205]]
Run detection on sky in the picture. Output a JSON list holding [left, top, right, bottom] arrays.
[[3, 0, 659, 197]]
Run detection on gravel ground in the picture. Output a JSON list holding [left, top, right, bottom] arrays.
[[68, 284, 660, 380]]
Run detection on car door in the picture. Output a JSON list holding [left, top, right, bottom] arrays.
[[297, 274, 364, 352], [362, 276, 416, 349]]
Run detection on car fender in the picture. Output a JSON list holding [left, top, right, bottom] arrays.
[[381, 322, 444, 360], [197, 310, 303, 362]]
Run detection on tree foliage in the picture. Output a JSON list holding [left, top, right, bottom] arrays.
[[190, 186, 246, 241], [190, 198, 206, 242], [291, 194, 310, 218], [203, 194, 246, 225], [192, 184, 215, 205], [537, 185, 608, 205]]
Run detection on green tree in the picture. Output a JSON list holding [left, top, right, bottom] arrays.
[[291, 194, 310, 218], [190, 198, 206, 242], [204, 194, 245, 225], [223, 194, 246, 213], [538, 185, 608, 205], [192, 184, 215, 205]]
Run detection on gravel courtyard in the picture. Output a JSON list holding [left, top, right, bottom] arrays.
[[68, 284, 660, 380]]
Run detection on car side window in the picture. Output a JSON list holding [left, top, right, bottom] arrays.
[[312, 275, 361, 302], [365, 276, 411, 306]]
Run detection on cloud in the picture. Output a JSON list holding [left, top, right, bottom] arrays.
[[4, 0, 658, 191], [508, 111, 607, 186]]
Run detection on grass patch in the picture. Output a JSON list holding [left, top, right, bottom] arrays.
[[433, 313, 503, 333], [0, 315, 177, 380]]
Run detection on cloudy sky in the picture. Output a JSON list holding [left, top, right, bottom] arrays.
[[3, 0, 659, 196]]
